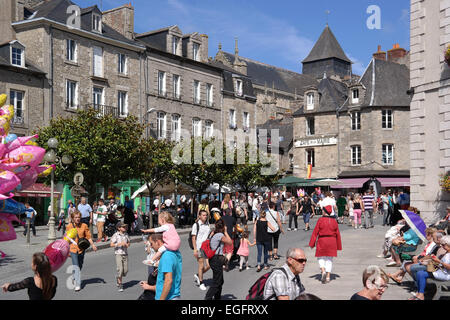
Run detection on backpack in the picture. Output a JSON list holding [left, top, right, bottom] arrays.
[[200, 232, 221, 259], [188, 222, 200, 250], [246, 268, 288, 300]]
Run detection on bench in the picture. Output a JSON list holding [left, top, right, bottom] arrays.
[[428, 279, 450, 300]]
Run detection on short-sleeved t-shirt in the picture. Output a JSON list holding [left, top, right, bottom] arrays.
[[433, 253, 450, 281], [275, 200, 283, 211], [266, 210, 280, 233], [362, 194, 375, 210], [222, 215, 236, 238], [155, 250, 182, 300], [350, 293, 370, 300], [96, 205, 108, 222], [77, 203, 92, 219], [191, 221, 211, 250]]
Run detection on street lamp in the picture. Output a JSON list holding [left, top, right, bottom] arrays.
[[44, 138, 73, 244]]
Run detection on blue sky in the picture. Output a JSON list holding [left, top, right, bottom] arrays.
[[77, 0, 410, 75]]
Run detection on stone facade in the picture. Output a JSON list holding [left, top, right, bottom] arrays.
[[409, 0, 450, 223]]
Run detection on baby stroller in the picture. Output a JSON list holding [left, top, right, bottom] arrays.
[[104, 213, 119, 237]]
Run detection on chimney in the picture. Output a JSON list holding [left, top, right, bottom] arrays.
[[387, 43, 407, 62], [0, 0, 16, 45], [102, 3, 135, 40], [373, 45, 386, 61], [200, 34, 208, 63]]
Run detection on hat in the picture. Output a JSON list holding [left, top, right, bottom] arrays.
[[117, 222, 128, 229]]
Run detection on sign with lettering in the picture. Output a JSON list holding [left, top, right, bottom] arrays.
[[294, 136, 337, 148]]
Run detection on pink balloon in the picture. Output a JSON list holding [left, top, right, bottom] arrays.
[[0, 144, 5, 159], [4, 135, 38, 154], [6, 146, 45, 169], [0, 160, 29, 172], [15, 167, 38, 191], [43, 239, 71, 272], [0, 171, 20, 195], [0, 213, 17, 242], [0, 193, 14, 201], [36, 164, 56, 177]]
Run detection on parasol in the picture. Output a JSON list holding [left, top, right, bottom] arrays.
[[399, 210, 427, 242]]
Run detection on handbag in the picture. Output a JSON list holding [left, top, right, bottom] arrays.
[[71, 223, 91, 252], [427, 260, 439, 273]]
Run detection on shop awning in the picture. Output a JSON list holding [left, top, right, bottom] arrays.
[[376, 177, 410, 187], [332, 178, 370, 189], [15, 183, 61, 198]]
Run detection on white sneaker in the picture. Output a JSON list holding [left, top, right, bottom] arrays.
[[294, 228, 298, 231], [75, 286, 81, 292], [377, 254, 386, 258], [199, 283, 207, 291], [194, 274, 200, 286], [246, 266, 250, 270], [287, 228, 291, 231], [118, 285, 123, 292]]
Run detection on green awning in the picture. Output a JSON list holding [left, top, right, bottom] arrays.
[[276, 176, 322, 187]]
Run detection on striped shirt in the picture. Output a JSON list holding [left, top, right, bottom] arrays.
[[362, 194, 375, 210]]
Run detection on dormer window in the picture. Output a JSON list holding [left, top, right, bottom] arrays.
[[172, 36, 180, 55], [306, 93, 314, 110], [193, 43, 200, 61], [352, 89, 359, 104], [92, 14, 102, 33], [10, 42, 25, 68], [235, 79, 243, 96]]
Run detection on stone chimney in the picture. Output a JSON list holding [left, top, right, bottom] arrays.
[[373, 45, 386, 60], [0, 0, 16, 45], [200, 34, 208, 63], [387, 44, 407, 61], [102, 3, 135, 40]]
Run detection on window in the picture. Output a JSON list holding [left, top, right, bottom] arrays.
[[205, 120, 214, 138], [118, 91, 128, 116], [66, 39, 77, 62], [11, 47, 23, 67], [193, 43, 200, 61], [351, 112, 361, 131], [158, 71, 166, 96], [93, 46, 103, 77], [171, 114, 181, 141], [206, 84, 213, 106], [235, 79, 243, 96], [10, 90, 24, 124], [289, 154, 294, 170], [193, 80, 200, 104], [306, 117, 315, 136], [66, 80, 78, 109], [172, 36, 180, 55], [382, 110, 393, 129], [118, 53, 127, 74], [306, 149, 315, 167], [352, 89, 359, 104], [173, 75, 181, 99], [351, 145, 362, 165], [157, 112, 167, 139], [192, 118, 202, 137], [229, 109, 236, 129], [382, 144, 394, 165], [92, 14, 102, 33], [243, 112, 250, 132], [306, 93, 314, 110], [92, 87, 104, 114]]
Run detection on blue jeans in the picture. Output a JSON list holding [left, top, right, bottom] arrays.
[[410, 263, 427, 281], [252, 210, 260, 220], [256, 242, 270, 267], [303, 212, 311, 224], [81, 217, 90, 227], [416, 270, 433, 294], [23, 217, 36, 236], [70, 252, 85, 287]]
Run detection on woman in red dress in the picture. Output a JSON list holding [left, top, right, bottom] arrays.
[[309, 205, 342, 284]]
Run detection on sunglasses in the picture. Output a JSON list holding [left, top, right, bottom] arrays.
[[291, 257, 307, 264]]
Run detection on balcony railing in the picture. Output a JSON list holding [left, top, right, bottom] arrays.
[[84, 104, 125, 118], [12, 116, 24, 125]]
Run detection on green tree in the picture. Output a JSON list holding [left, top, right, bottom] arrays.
[[35, 109, 145, 201]]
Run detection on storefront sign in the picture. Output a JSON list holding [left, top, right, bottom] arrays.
[[294, 136, 337, 148]]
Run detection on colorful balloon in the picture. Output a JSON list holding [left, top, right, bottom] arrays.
[[43, 230, 78, 272], [0, 94, 7, 108], [0, 199, 27, 215], [15, 167, 38, 191], [0, 213, 18, 242], [0, 171, 20, 195], [6, 145, 45, 169], [5, 134, 17, 144], [36, 164, 55, 178], [4, 134, 38, 154], [0, 105, 14, 136]]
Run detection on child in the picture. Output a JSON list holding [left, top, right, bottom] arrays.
[[142, 234, 158, 275], [142, 212, 180, 266], [110, 222, 130, 292], [378, 220, 405, 259], [237, 231, 256, 271]]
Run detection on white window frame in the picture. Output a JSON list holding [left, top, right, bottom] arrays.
[[243, 112, 250, 132], [92, 46, 103, 77], [118, 53, 127, 75], [193, 42, 200, 61], [205, 120, 214, 138], [306, 93, 314, 110], [92, 14, 102, 33], [66, 80, 78, 109], [382, 144, 394, 165], [171, 114, 181, 141], [66, 39, 77, 62], [229, 109, 236, 129], [306, 117, 315, 136], [206, 84, 213, 106], [118, 91, 128, 117], [11, 46, 24, 67], [193, 80, 200, 104], [192, 118, 202, 137], [10, 90, 24, 124], [158, 71, 166, 97], [352, 89, 359, 104], [157, 112, 167, 140], [173, 75, 181, 99], [235, 79, 243, 96], [172, 36, 179, 55], [306, 149, 315, 168], [351, 112, 361, 131], [382, 110, 393, 129], [351, 145, 362, 166]]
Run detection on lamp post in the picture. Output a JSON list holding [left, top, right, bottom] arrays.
[[44, 138, 73, 244]]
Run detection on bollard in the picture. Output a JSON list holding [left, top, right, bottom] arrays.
[[26, 218, 30, 245]]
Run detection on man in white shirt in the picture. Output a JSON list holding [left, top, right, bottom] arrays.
[[153, 196, 160, 208], [164, 198, 173, 208], [252, 195, 260, 223], [192, 210, 211, 291], [320, 192, 337, 217]]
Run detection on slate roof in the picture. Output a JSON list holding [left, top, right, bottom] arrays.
[[293, 76, 348, 117], [342, 58, 410, 110], [0, 43, 46, 75], [257, 117, 293, 151], [209, 60, 256, 99], [302, 25, 351, 63], [222, 52, 318, 96], [22, 0, 142, 48]]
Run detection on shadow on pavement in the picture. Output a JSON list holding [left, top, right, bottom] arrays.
[[0, 254, 23, 267], [81, 278, 106, 289], [123, 280, 140, 289], [309, 273, 341, 282], [221, 294, 238, 300]]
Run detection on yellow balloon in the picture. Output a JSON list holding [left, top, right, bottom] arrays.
[[0, 94, 6, 108], [64, 228, 78, 243]]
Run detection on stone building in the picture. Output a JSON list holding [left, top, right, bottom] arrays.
[[409, 0, 450, 223]]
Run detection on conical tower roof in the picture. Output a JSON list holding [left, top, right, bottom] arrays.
[[302, 25, 351, 63]]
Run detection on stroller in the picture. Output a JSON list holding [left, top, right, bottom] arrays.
[[104, 213, 119, 237]]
